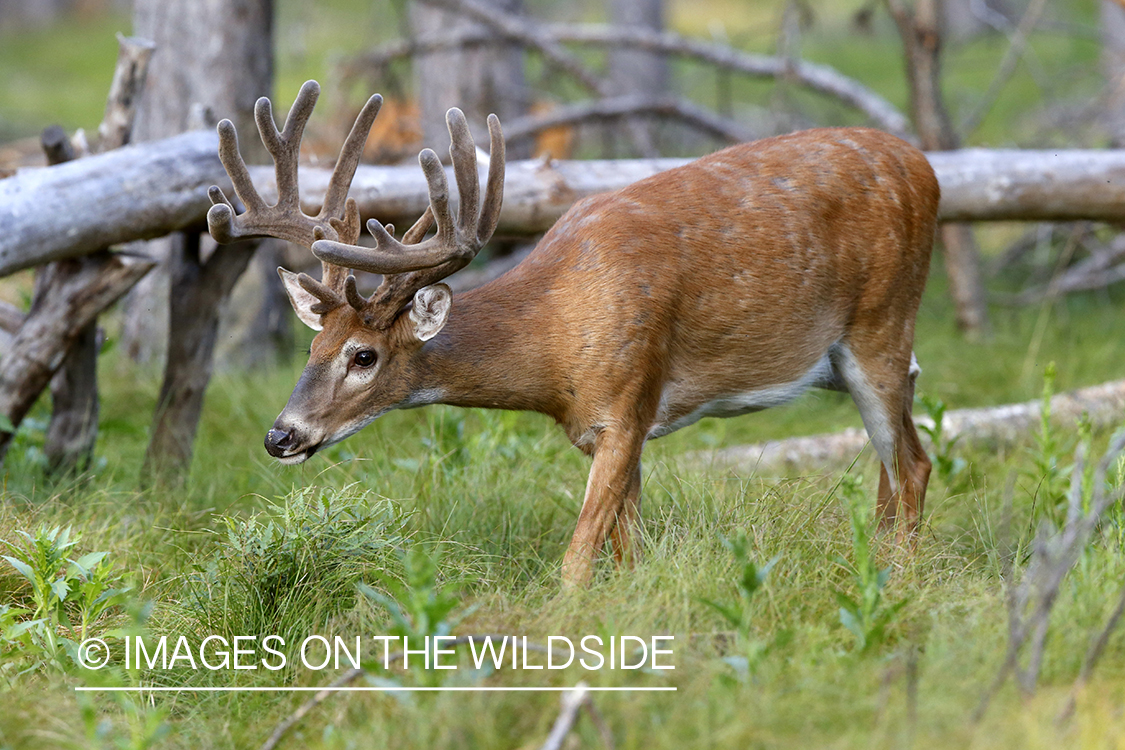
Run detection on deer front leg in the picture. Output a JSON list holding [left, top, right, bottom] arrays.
[[561, 428, 645, 589]]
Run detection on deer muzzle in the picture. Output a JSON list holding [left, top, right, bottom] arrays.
[[264, 423, 321, 464]]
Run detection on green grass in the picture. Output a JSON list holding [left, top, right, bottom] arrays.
[[1, 263, 1124, 749], [3, 1, 1125, 748]]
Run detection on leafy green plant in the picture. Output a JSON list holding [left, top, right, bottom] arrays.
[[1, 525, 129, 672], [1025, 362, 1070, 521], [916, 393, 967, 489], [699, 530, 780, 679], [358, 545, 474, 682], [359, 545, 471, 642], [834, 476, 906, 653], [187, 484, 404, 642]]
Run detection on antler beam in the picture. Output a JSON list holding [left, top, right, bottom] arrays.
[[311, 109, 505, 276], [206, 80, 381, 249]]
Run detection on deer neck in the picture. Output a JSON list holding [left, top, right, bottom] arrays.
[[412, 281, 563, 417]]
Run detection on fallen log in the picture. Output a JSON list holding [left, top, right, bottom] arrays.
[[0, 129, 221, 276], [6, 138, 1125, 276], [697, 379, 1125, 474]]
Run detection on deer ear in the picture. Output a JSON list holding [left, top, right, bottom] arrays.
[[409, 284, 452, 342], [278, 267, 323, 331]]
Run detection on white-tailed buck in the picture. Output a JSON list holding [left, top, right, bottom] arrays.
[[208, 81, 938, 588]]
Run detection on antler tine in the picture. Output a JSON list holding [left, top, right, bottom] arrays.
[[344, 275, 368, 312], [311, 107, 504, 276], [320, 197, 362, 294], [296, 272, 345, 315], [403, 206, 435, 244], [477, 114, 506, 245], [207, 80, 382, 252], [448, 109, 479, 239], [321, 93, 382, 220]]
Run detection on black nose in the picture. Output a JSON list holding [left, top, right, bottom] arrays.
[[264, 428, 294, 457]]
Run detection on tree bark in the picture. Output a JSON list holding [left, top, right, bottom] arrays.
[[0, 130, 221, 276], [126, 0, 272, 482], [0, 253, 154, 463], [216, 238, 293, 369], [1103, 0, 1125, 147], [140, 236, 256, 485], [338, 23, 912, 138], [887, 0, 990, 336], [9, 143, 1125, 275], [123, 0, 273, 366], [411, 0, 530, 159], [608, 0, 668, 154], [4, 144, 1125, 263], [40, 33, 154, 475]]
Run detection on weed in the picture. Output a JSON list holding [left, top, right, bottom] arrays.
[[0, 525, 129, 673], [1025, 362, 1071, 521], [834, 476, 906, 653], [916, 393, 967, 489], [699, 530, 780, 680], [185, 485, 404, 643], [358, 545, 475, 682], [359, 545, 472, 641]]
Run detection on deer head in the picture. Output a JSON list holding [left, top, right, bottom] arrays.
[[206, 81, 505, 463]]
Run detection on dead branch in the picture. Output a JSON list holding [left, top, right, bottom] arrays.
[[503, 95, 755, 147], [960, 0, 1049, 136], [339, 24, 911, 138], [97, 33, 157, 151], [0, 252, 155, 462], [33, 32, 155, 474], [0, 302, 22, 336], [9, 139, 1125, 276], [926, 148, 1125, 223], [413, 0, 659, 156], [996, 235, 1125, 305], [699, 379, 1125, 473], [0, 129, 221, 276], [538, 681, 615, 750], [973, 432, 1125, 721], [1057, 581, 1125, 723]]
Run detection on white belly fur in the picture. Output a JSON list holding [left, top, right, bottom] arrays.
[[647, 352, 834, 440]]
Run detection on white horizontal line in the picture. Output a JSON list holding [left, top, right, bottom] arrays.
[[75, 686, 676, 693]]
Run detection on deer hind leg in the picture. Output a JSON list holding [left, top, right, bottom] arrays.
[[609, 462, 643, 568], [562, 427, 646, 589], [834, 344, 931, 542]]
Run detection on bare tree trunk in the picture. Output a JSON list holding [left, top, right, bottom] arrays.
[[123, 0, 273, 366], [141, 235, 256, 484], [128, 0, 273, 483], [37, 127, 100, 474], [215, 239, 292, 370], [43, 323, 100, 473], [700, 379, 1125, 473], [608, 0, 667, 154], [411, 0, 530, 159], [888, 0, 990, 336]]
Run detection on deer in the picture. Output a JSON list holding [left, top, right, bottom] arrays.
[[207, 80, 939, 589]]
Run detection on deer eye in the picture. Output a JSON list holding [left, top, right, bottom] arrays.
[[354, 350, 377, 368]]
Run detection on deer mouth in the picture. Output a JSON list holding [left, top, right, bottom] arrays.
[[274, 444, 320, 465], [265, 427, 322, 464]]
